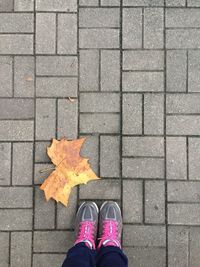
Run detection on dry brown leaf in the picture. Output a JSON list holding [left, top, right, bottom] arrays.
[[40, 138, 99, 206]]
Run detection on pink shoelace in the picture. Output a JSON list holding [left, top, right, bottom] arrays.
[[75, 221, 96, 249], [98, 220, 121, 249]]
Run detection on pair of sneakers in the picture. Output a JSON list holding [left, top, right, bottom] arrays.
[[74, 201, 122, 250]]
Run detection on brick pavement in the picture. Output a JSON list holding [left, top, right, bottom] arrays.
[[0, 0, 200, 266]]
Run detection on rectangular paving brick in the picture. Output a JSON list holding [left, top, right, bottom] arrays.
[[123, 50, 164, 71], [36, 56, 78, 76], [122, 94, 142, 134], [123, 0, 164, 5], [79, 29, 119, 48], [144, 8, 164, 49], [36, 0, 77, 11], [189, 138, 200, 180], [188, 0, 200, 6], [144, 94, 164, 135], [166, 115, 200, 135], [123, 180, 143, 223], [0, 121, 34, 141], [35, 141, 51, 163], [101, 50, 120, 92], [80, 113, 120, 133], [14, 56, 35, 97], [166, 50, 187, 92], [80, 50, 99, 91], [188, 51, 200, 92], [0, 14, 33, 33], [168, 203, 200, 225], [100, 136, 120, 178], [79, 8, 120, 27], [33, 231, 74, 253], [33, 254, 65, 267], [123, 72, 164, 92], [79, 0, 99, 6], [0, 233, 9, 267], [166, 137, 187, 180], [123, 137, 164, 157], [101, 0, 120, 5], [14, 0, 34, 11], [80, 93, 120, 112], [124, 225, 166, 246], [0, 34, 33, 54], [58, 14, 77, 54], [145, 181, 165, 224], [0, 209, 32, 230], [123, 158, 164, 179], [36, 99, 56, 140], [57, 99, 78, 140], [0, 56, 13, 97], [10, 232, 32, 267], [122, 8, 142, 49], [36, 13, 56, 54], [79, 179, 121, 199], [166, 0, 185, 6], [189, 227, 200, 266], [0, 0, 13, 11], [0, 143, 11, 185]]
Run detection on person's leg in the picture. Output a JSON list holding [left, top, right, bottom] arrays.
[[96, 201, 128, 267], [61, 202, 99, 267]]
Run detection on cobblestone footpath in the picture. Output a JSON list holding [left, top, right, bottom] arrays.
[[1, 0, 200, 266]]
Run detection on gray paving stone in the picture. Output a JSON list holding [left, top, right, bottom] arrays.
[[0, 99, 34, 119], [166, 115, 200, 135], [80, 113, 120, 133], [123, 50, 164, 71], [0, 209, 32, 230], [166, 29, 200, 49], [57, 187, 77, 229], [166, 0, 185, 6], [168, 181, 200, 202], [14, 56, 35, 97], [100, 136, 120, 178], [144, 94, 164, 135], [36, 56, 78, 76], [145, 180, 165, 223], [0, 0, 13, 11], [79, 29, 119, 49], [188, 227, 200, 266], [123, 158, 164, 178], [123, 137, 164, 157], [123, 72, 164, 92], [188, 51, 200, 92], [168, 203, 200, 225], [0, 121, 34, 141], [122, 8, 142, 49], [33, 254, 65, 267], [36, 77, 78, 97], [0, 187, 32, 208], [124, 225, 166, 246], [58, 14, 77, 54], [0, 34, 33, 55], [0, 14, 33, 33], [10, 232, 32, 267], [166, 137, 187, 180], [123, 180, 143, 223], [79, 8, 120, 28], [33, 231, 74, 253], [0, 56, 13, 97], [35, 141, 51, 163], [124, 247, 166, 267], [166, 8, 200, 28], [123, 0, 164, 5], [166, 50, 187, 92], [188, 0, 200, 6], [36, 99, 56, 140], [34, 163, 54, 184], [101, 50, 120, 92], [144, 8, 164, 49], [101, 0, 120, 5], [36, 13, 56, 54], [0, 232, 9, 267], [122, 93, 142, 134], [79, 0, 99, 6], [189, 138, 200, 180], [34, 187, 55, 229], [80, 50, 99, 91], [0, 143, 11, 185], [79, 179, 121, 199], [36, 0, 77, 11], [14, 0, 34, 11], [80, 93, 120, 112], [57, 99, 78, 139]]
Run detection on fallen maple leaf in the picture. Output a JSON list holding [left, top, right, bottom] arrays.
[[40, 138, 99, 206]]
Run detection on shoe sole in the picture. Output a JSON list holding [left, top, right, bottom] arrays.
[[77, 201, 99, 214], [100, 201, 122, 215]]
